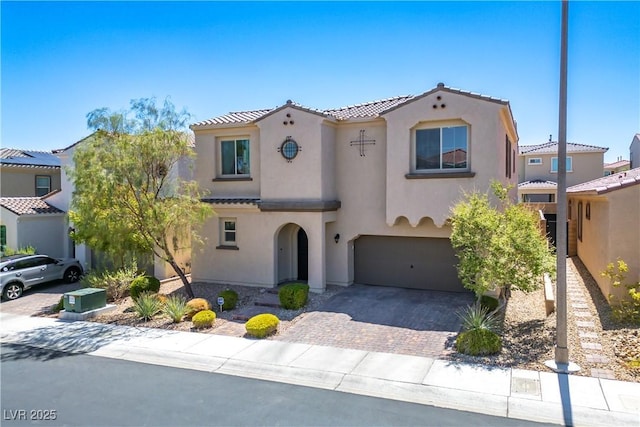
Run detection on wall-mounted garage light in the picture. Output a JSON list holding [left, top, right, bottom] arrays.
[[334, 233, 340, 244]]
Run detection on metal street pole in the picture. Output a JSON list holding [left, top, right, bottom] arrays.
[[545, 0, 580, 374]]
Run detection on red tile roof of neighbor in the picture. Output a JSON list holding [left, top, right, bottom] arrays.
[[567, 167, 640, 195], [191, 83, 510, 128], [0, 197, 65, 216]]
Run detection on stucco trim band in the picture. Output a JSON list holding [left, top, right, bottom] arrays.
[[258, 200, 341, 212]]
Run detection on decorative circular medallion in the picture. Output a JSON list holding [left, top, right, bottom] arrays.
[[280, 138, 299, 161]]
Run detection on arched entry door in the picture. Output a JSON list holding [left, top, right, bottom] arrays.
[[276, 223, 308, 283]]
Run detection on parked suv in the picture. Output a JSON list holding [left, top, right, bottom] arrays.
[[0, 254, 83, 300]]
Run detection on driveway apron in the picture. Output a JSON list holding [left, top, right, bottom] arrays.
[[273, 285, 474, 358]]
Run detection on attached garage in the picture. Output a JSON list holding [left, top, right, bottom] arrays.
[[354, 235, 466, 292]]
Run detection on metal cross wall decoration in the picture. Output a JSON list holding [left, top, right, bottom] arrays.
[[350, 129, 376, 157]]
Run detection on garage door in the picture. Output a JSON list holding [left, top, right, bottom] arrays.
[[354, 236, 466, 292]]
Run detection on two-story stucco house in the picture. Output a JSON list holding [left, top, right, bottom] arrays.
[[517, 141, 608, 204], [190, 83, 518, 293]]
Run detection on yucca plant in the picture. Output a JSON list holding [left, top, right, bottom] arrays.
[[458, 303, 501, 333], [133, 291, 163, 321], [163, 294, 188, 323]]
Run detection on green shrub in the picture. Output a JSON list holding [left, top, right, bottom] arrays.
[[52, 296, 64, 313], [245, 313, 279, 338], [192, 310, 216, 329], [1, 246, 36, 257], [130, 276, 161, 301], [133, 291, 163, 321], [602, 259, 640, 324], [278, 283, 309, 310], [163, 294, 188, 323], [456, 329, 502, 356], [480, 295, 500, 312], [185, 298, 211, 319], [458, 304, 501, 333], [217, 289, 239, 311], [82, 266, 141, 301]]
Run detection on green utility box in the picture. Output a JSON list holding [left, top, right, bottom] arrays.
[[63, 288, 107, 313]]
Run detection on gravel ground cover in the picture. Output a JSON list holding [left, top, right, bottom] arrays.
[[88, 257, 638, 383]]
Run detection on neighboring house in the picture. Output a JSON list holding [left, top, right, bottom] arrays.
[[630, 134, 640, 169], [0, 194, 67, 258], [604, 157, 630, 176], [190, 83, 519, 293], [0, 148, 61, 197], [567, 168, 640, 303], [517, 141, 608, 204], [52, 133, 194, 278]]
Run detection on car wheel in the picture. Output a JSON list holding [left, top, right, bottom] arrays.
[[64, 267, 81, 283], [3, 283, 23, 300]]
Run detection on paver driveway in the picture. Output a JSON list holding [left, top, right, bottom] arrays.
[[274, 284, 475, 358], [0, 281, 82, 316]]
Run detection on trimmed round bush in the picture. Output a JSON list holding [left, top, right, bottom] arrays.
[[186, 298, 211, 319], [130, 275, 161, 301], [456, 329, 502, 356], [192, 310, 216, 329], [245, 313, 280, 338], [218, 289, 239, 311], [278, 283, 309, 310]]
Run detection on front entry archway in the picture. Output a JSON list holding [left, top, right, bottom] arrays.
[[276, 223, 309, 284]]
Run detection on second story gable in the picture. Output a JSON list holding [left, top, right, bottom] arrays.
[[191, 84, 519, 227], [0, 148, 61, 197]]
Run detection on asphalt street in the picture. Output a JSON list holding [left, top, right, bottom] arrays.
[[0, 344, 558, 427]]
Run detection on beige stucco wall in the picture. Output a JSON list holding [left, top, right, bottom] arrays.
[[0, 167, 61, 197], [571, 185, 640, 302], [383, 92, 517, 227], [1, 208, 19, 250], [194, 126, 261, 198], [522, 152, 604, 187]]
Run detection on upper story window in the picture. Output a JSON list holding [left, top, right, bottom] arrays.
[[35, 175, 51, 197], [220, 139, 250, 176], [551, 156, 572, 173], [415, 125, 468, 171], [528, 158, 542, 165]]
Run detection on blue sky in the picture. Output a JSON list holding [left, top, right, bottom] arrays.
[[2, 1, 638, 162]]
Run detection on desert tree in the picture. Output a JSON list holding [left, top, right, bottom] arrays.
[[68, 97, 213, 298]]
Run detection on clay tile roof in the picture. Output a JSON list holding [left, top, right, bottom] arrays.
[[0, 197, 65, 216], [192, 83, 511, 129], [192, 109, 273, 127], [518, 180, 558, 189], [324, 95, 415, 120], [519, 141, 608, 155], [0, 149, 60, 168], [567, 167, 640, 194]]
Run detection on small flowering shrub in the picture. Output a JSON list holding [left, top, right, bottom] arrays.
[[602, 259, 640, 324]]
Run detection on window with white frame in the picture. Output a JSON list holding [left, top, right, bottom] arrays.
[[528, 157, 542, 165], [220, 139, 250, 176], [551, 156, 572, 173], [415, 125, 468, 171], [35, 175, 51, 197], [221, 218, 237, 246]]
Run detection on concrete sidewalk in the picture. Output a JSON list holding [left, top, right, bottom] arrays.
[[1, 311, 638, 426]]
